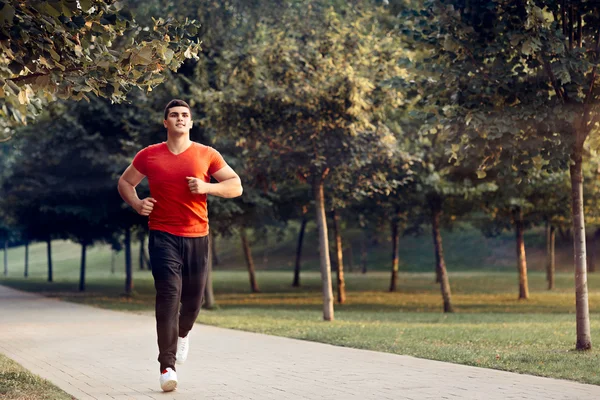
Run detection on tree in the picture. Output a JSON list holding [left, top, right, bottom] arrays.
[[199, 2, 410, 320], [330, 209, 346, 303], [1, 94, 150, 290], [0, 0, 200, 136], [528, 171, 570, 290], [349, 192, 406, 291], [383, 86, 496, 311], [400, 0, 596, 350]]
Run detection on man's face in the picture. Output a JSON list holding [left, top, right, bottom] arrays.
[[163, 106, 192, 134]]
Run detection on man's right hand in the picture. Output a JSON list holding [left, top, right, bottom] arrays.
[[135, 197, 157, 216]]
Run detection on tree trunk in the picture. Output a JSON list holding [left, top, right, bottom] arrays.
[[314, 175, 334, 321], [559, 227, 567, 242], [293, 211, 308, 287], [347, 247, 354, 272], [547, 225, 556, 290], [203, 232, 216, 309], [24, 241, 29, 278], [79, 243, 87, 292], [390, 219, 400, 292], [570, 153, 592, 350], [331, 209, 346, 304], [139, 233, 146, 270], [111, 250, 116, 274], [431, 200, 453, 313], [587, 235, 594, 273], [125, 228, 133, 296], [3, 240, 7, 276], [263, 235, 269, 268], [513, 207, 530, 300], [46, 238, 53, 282], [435, 238, 442, 283], [545, 222, 550, 283], [434, 219, 441, 284], [240, 228, 260, 293], [4, 239, 8, 276], [591, 228, 600, 273], [211, 232, 220, 266], [361, 231, 368, 274]]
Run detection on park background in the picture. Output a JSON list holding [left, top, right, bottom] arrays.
[[1, 0, 600, 397]]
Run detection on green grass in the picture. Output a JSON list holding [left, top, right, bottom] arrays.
[[1, 228, 600, 386], [0, 353, 75, 400]]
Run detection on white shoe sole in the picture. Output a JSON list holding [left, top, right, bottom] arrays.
[[161, 379, 177, 392]]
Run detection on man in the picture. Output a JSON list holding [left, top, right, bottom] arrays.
[[117, 99, 243, 392]]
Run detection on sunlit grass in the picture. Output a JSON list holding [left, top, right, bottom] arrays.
[[0, 353, 74, 400]]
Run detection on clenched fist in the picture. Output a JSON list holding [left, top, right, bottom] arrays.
[[136, 197, 157, 216], [186, 176, 211, 194]]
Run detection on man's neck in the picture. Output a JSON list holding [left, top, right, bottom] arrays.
[[165, 133, 192, 155]]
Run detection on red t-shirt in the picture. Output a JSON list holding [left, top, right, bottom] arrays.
[[132, 142, 227, 237]]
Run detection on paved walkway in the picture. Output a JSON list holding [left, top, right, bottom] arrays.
[[1, 285, 599, 400]]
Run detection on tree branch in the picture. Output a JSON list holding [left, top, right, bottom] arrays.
[[562, 0, 567, 36], [580, 27, 600, 143], [569, 5, 574, 50], [8, 67, 85, 84], [541, 55, 565, 104], [578, 10, 583, 48]]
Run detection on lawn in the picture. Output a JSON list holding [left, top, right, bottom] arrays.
[[0, 353, 74, 400], [1, 227, 599, 388]]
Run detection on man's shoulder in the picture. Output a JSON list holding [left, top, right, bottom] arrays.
[[192, 142, 219, 154], [147, 142, 166, 151], [139, 142, 165, 154]]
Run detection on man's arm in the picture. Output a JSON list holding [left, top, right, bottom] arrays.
[[186, 165, 243, 198], [118, 164, 157, 216]]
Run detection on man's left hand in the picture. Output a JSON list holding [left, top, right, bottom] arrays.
[[186, 176, 211, 194]]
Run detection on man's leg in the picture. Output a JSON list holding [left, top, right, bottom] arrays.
[[149, 230, 183, 372], [179, 235, 209, 337]]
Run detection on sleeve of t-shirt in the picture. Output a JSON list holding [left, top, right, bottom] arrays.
[[208, 147, 228, 175], [132, 148, 149, 176]]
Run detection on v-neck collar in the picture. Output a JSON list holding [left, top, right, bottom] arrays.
[[164, 141, 194, 156]]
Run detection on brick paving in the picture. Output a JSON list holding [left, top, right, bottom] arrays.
[[1, 284, 599, 399]]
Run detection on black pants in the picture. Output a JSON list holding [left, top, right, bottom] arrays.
[[149, 230, 209, 372]]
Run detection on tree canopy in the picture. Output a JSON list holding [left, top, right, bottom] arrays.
[[0, 0, 200, 136]]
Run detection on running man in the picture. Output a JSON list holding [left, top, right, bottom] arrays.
[[117, 99, 243, 392]]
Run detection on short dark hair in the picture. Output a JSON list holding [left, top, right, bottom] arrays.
[[164, 99, 192, 120]]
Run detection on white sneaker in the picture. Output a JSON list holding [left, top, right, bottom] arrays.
[[159, 367, 177, 392], [176, 333, 190, 364]]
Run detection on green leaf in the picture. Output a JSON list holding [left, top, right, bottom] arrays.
[[78, 0, 92, 12], [6, 80, 20, 96], [37, 3, 62, 18], [49, 48, 61, 62], [163, 48, 174, 65], [64, 0, 79, 13], [0, 2, 14, 26], [443, 35, 460, 53], [130, 46, 154, 66], [553, 63, 571, 84], [17, 89, 28, 105], [100, 13, 117, 25]]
